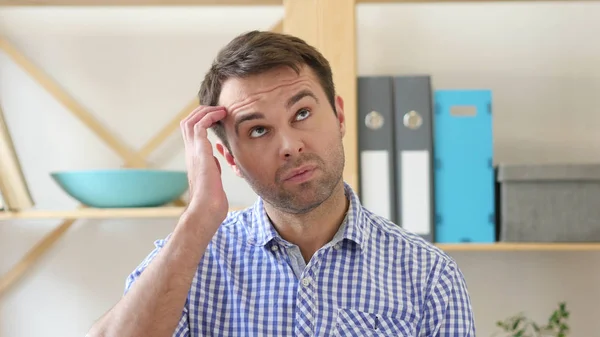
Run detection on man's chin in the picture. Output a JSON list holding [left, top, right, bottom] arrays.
[[279, 185, 333, 213]]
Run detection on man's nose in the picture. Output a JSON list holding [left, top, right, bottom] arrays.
[[278, 130, 304, 160]]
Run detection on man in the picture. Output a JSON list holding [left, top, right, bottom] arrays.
[[87, 30, 475, 337]]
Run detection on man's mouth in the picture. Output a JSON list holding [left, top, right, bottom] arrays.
[[283, 164, 317, 182]]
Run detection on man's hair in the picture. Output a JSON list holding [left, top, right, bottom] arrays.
[[197, 30, 336, 151]]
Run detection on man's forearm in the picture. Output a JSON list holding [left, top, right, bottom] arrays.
[[87, 211, 216, 337]]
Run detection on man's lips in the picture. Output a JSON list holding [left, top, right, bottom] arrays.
[[282, 164, 317, 181]]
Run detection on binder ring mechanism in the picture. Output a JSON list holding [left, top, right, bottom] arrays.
[[365, 110, 385, 130], [403, 110, 423, 130]]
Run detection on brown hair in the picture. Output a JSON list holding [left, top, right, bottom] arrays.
[[197, 30, 336, 151]]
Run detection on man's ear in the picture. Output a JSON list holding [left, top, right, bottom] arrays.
[[335, 95, 346, 137], [215, 141, 244, 178]]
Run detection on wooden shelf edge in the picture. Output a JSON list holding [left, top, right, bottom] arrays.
[[0, 0, 282, 5], [436, 242, 600, 251], [358, 0, 600, 3], [3, 209, 600, 251], [1, 0, 596, 6], [0, 206, 249, 220], [0, 207, 185, 219]]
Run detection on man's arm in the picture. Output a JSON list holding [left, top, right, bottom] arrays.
[[418, 261, 476, 337], [86, 105, 231, 337], [86, 211, 219, 337]]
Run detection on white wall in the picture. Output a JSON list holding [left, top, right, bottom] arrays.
[[1, 2, 599, 336]]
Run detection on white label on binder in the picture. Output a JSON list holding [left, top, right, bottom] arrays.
[[401, 150, 431, 235], [360, 150, 391, 221]]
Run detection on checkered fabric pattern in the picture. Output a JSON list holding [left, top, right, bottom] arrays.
[[125, 182, 475, 336]]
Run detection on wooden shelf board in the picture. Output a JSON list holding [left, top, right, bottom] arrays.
[[1, 0, 596, 6], [2, 210, 599, 251], [1, 209, 598, 249], [358, 0, 600, 3], [0, 0, 281, 5], [0, 207, 185, 219], [437, 242, 600, 251], [0, 206, 250, 219]]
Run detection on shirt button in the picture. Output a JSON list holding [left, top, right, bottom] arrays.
[[271, 245, 279, 251], [301, 277, 311, 287], [333, 243, 341, 250]]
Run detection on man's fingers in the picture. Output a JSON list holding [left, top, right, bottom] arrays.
[[181, 106, 227, 139], [182, 105, 224, 125], [199, 109, 227, 130], [193, 109, 227, 140], [185, 106, 226, 134]]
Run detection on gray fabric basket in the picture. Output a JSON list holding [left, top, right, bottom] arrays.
[[498, 163, 600, 242]]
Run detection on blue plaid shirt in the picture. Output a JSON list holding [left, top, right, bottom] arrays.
[[125, 183, 475, 336]]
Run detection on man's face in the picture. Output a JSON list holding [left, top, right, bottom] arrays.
[[217, 65, 346, 214]]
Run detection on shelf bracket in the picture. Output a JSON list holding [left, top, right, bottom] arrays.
[[0, 219, 74, 297]]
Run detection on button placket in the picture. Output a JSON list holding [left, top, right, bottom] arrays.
[[294, 255, 321, 336]]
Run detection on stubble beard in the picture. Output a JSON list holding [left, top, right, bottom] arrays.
[[244, 142, 345, 215]]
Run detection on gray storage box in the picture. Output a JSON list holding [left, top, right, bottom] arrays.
[[498, 163, 600, 242]]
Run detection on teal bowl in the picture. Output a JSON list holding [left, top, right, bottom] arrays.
[[50, 169, 189, 208]]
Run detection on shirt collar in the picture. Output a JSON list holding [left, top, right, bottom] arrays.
[[248, 197, 280, 246], [247, 182, 366, 248]]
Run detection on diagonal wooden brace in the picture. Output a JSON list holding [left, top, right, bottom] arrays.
[[0, 36, 147, 168], [0, 216, 76, 297], [0, 35, 187, 203]]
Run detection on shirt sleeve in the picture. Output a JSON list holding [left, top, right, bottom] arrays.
[[418, 261, 476, 337], [123, 234, 191, 337]]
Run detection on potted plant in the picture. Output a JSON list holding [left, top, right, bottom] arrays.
[[493, 302, 570, 337]]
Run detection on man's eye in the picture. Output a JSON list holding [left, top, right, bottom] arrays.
[[249, 126, 267, 138], [296, 109, 311, 121]]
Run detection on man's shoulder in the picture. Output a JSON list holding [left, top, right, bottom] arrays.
[[209, 206, 256, 242], [360, 207, 456, 268]]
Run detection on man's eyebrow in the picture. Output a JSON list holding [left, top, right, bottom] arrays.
[[286, 89, 318, 110], [235, 112, 265, 136]]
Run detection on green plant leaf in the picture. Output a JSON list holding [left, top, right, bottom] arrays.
[[497, 303, 570, 337], [512, 317, 523, 330]]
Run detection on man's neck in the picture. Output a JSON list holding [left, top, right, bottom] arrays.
[[264, 180, 349, 263]]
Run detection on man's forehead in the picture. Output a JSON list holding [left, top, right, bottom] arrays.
[[218, 66, 317, 111]]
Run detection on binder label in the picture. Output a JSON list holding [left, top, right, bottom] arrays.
[[360, 150, 393, 221], [400, 150, 431, 235]]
